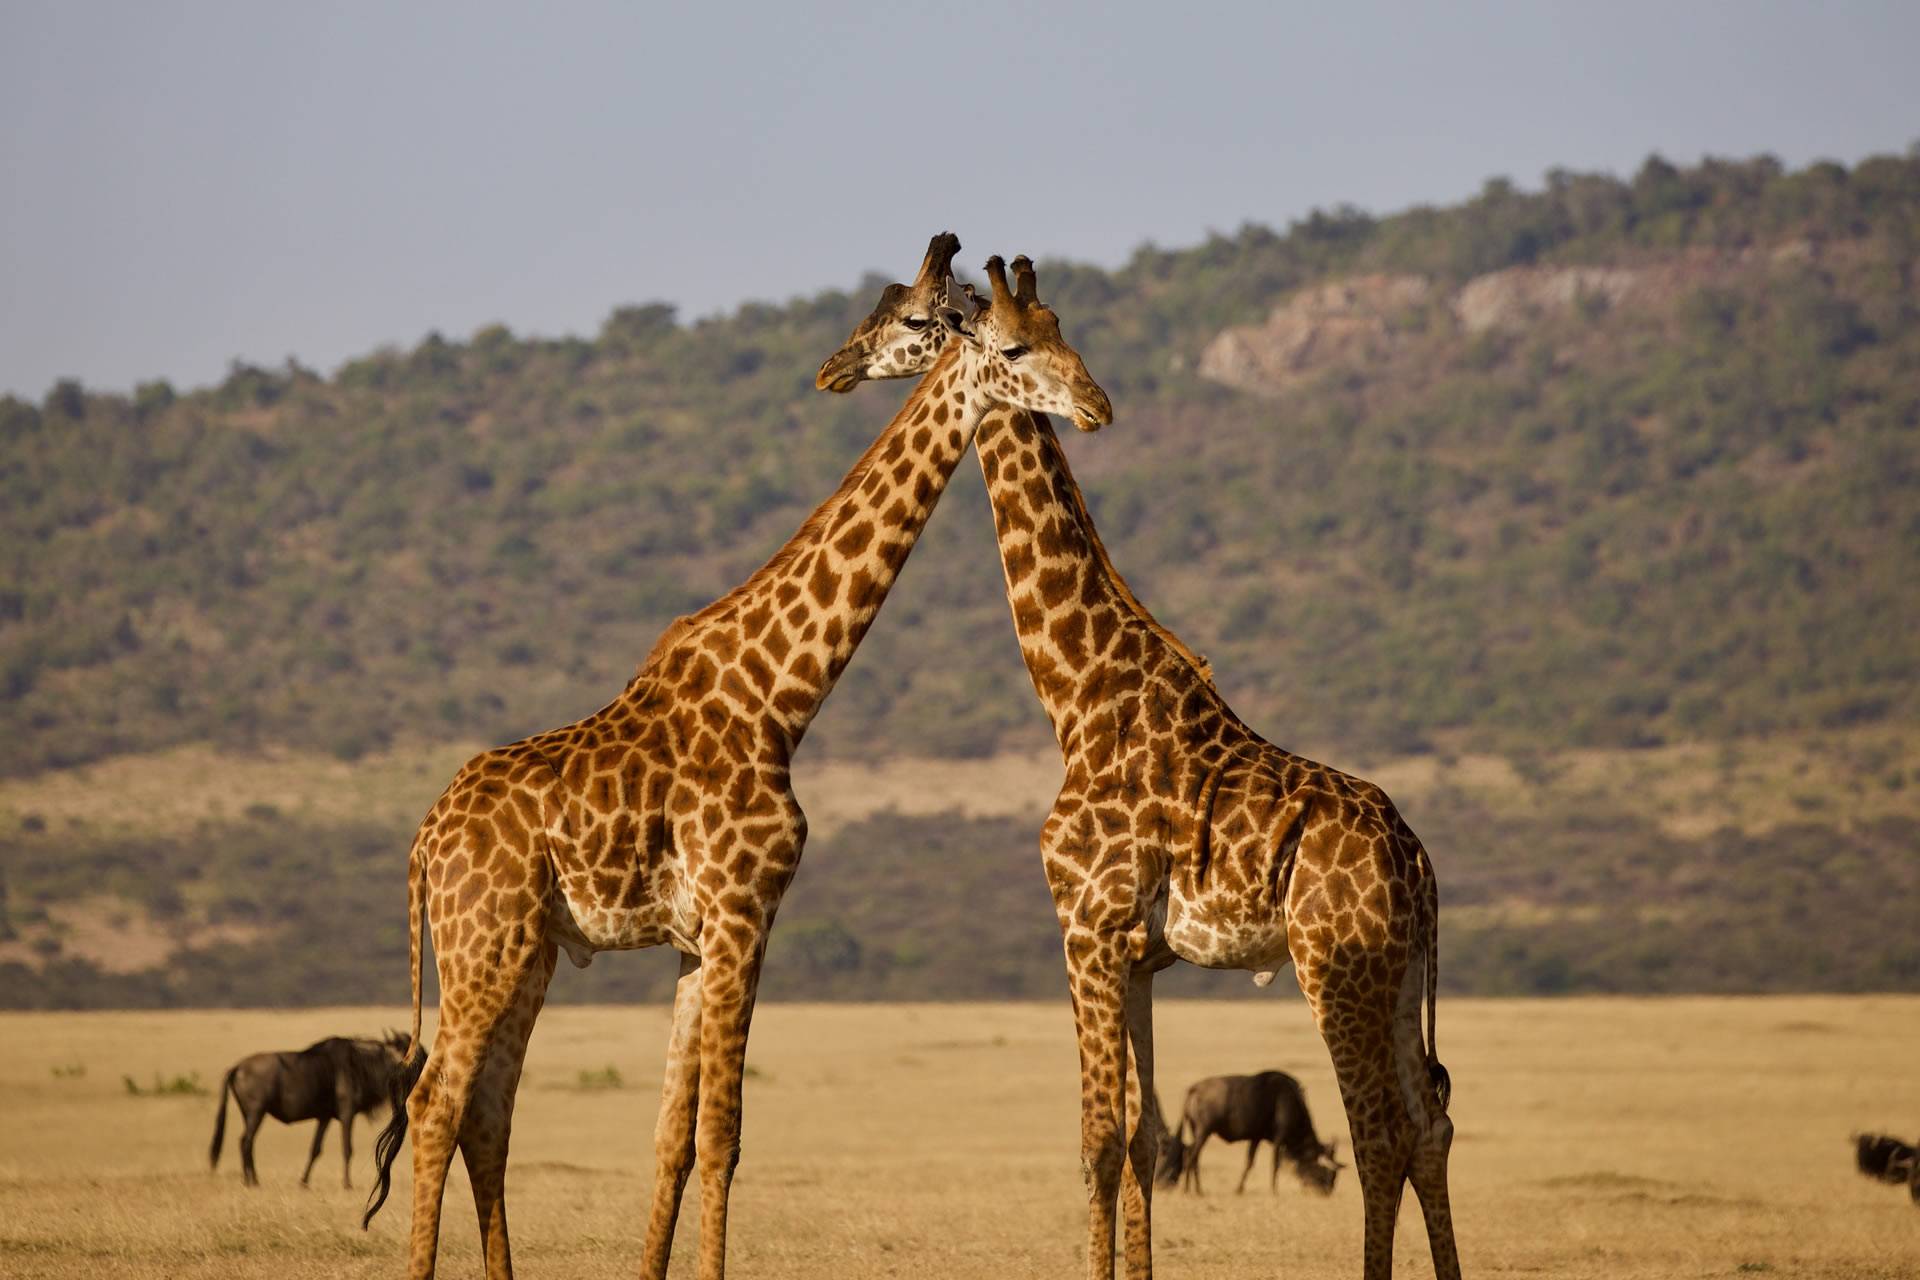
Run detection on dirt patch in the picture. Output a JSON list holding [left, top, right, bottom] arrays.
[[1539, 1171, 1680, 1193], [0, 897, 268, 975], [2, 729, 1911, 851], [514, 1160, 615, 1177], [794, 750, 1061, 838]]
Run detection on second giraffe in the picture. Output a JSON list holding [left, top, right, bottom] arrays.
[[818, 252, 1461, 1280]]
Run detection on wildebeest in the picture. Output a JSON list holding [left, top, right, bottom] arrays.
[[1167, 1070, 1344, 1196], [209, 1032, 408, 1188], [1155, 1123, 1185, 1189], [1149, 1091, 1185, 1187], [1853, 1132, 1920, 1204]]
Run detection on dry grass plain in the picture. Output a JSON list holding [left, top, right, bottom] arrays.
[[2, 997, 1916, 1279]]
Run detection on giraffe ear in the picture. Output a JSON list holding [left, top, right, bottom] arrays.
[[937, 278, 976, 336]]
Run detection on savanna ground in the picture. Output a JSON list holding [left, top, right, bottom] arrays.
[[2, 997, 1916, 1278]]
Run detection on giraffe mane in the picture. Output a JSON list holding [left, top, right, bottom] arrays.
[[635, 344, 965, 677], [1028, 410, 1215, 686]]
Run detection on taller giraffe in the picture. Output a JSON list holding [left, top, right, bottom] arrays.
[[818, 257, 1461, 1280], [361, 233, 1114, 1280]]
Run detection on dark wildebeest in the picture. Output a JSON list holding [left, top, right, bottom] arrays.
[[209, 1032, 408, 1188], [1168, 1070, 1344, 1196], [1853, 1132, 1920, 1204], [1149, 1091, 1185, 1187]]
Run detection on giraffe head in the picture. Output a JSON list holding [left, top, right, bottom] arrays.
[[817, 243, 1113, 432], [955, 254, 1113, 431], [815, 231, 962, 392]]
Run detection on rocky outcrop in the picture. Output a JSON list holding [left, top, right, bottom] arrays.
[[1451, 265, 1643, 332], [1200, 264, 1657, 396], [1197, 274, 1433, 396]]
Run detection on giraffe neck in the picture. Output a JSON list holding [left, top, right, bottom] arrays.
[[639, 344, 987, 751], [975, 407, 1212, 753]]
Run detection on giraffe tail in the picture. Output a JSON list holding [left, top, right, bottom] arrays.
[[1423, 873, 1450, 1113], [363, 825, 430, 1229]]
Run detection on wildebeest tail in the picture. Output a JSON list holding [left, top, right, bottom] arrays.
[[363, 825, 430, 1229], [209, 1065, 238, 1169], [1423, 872, 1450, 1112]]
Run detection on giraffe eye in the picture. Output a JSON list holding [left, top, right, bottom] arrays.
[[1001, 345, 1028, 361], [903, 316, 930, 331]]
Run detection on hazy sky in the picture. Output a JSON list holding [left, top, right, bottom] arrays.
[[3, 1, 1916, 398]]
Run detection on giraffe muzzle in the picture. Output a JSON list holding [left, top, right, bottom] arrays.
[[1071, 385, 1114, 432], [815, 348, 865, 394]]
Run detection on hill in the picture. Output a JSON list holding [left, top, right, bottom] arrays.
[[2, 152, 1917, 1005]]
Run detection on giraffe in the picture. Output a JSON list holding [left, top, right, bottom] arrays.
[[358, 232, 1112, 1280], [816, 256, 1460, 1280]]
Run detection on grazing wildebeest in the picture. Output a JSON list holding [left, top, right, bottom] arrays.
[[1152, 1091, 1185, 1188], [1155, 1125, 1186, 1189], [1174, 1070, 1345, 1196], [210, 1032, 408, 1188], [1853, 1132, 1920, 1204]]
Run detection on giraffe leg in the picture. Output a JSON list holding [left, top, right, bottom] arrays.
[[460, 939, 558, 1280], [1395, 950, 1462, 1280], [405, 912, 552, 1280], [300, 1115, 330, 1186], [1066, 938, 1131, 1280], [1119, 968, 1159, 1280], [1327, 1044, 1409, 1280], [1409, 1128, 1461, 1280], [691, 920, 771, 1280], [1299, 957, 1417, 1280], [403, 1036, 461, 1279], [639, 951, 704, 1280]]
